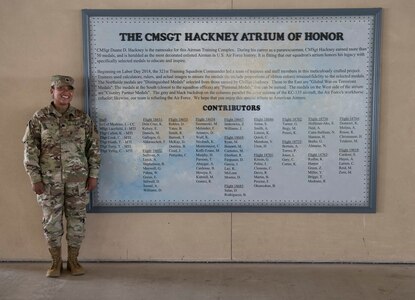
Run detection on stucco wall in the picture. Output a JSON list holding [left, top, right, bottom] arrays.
[[1, 0, 414, 262]]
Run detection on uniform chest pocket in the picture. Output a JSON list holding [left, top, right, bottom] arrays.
[[41, 122, 59, 146], [62, 121, 86, 144]]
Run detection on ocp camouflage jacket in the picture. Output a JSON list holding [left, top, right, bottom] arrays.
[[23, 102, 100, 184]]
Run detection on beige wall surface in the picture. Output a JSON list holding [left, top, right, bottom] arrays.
[[1, 0, 414, 262]]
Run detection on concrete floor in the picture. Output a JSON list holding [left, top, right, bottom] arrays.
[[1, 262, 415, 300]]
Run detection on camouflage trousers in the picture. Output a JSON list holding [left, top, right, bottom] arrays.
[[37, 182, 89, 248]]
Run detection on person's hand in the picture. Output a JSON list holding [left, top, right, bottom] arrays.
[[32, 182, 45, 195], [86, 177, 97, 191]]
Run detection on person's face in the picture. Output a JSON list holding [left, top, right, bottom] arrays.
[[51, 85, 74, 108]]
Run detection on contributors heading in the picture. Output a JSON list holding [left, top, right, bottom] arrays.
[[203, 105, 261, 111], [119, 32, 344, 42]]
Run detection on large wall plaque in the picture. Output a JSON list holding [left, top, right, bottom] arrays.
[[82, 9, 381, 212]]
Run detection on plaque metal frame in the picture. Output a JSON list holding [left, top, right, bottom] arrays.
[[82, 8, 381, 213]]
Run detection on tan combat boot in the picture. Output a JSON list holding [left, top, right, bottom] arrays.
[[46, 247, 62, 278], [67, 246, 85, 276]]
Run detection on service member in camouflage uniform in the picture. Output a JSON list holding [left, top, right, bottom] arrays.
[[23, 75, 100, 278]]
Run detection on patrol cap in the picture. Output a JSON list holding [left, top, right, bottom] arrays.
[[50, 75, 74, 88]]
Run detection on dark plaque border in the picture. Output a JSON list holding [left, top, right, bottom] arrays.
[[82, 8, 381, 213]]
